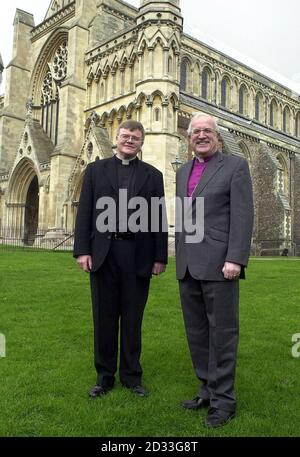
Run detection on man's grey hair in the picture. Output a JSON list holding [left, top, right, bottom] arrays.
[[187, 113, 219, 135]]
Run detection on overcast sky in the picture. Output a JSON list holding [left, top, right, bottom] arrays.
[[1, 0, 299, 94]]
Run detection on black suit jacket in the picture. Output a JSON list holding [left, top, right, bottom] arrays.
[[73, 156, 168, 278]]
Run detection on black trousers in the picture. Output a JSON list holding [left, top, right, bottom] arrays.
[[179, 270, 239, 412], [90, 238, 150, 388]]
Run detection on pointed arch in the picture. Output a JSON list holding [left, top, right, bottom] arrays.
[[129, 50, 137, 66], [136, 92, 147, 107], [117, 105, 127, 124], [150, 90, 164, 103], [295, 111, 300, 137], [270, 98, 279, 128], [220, 75, 230, 108], [180, 56, 192, 92], [95, 64, 102, 81], [8, 158, 40, 204], [149, 30, 169, 49], [237, 141, 252, 166], [170, 37, 180, 54], [193, 61, 201, 96], [168, 92, 179, 109], [87, 69, 94, 85], [137, 38, 148, 55], [201, 65, 213, 100], [168, 56, 173, 75], [276, 153, 289, 196], [126, 102, 136, 120], [238, 83, 248, 115], [6, 158, 40, 242], [283, 105, 291, 133], [30, 28, 69, 105], [120, 55, 128, 68], [255, 91, 264, 122], [100, 111, 109, 127]]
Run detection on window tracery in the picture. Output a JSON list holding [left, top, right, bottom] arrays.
[[40, 42, 68, 145], [52, 43, 68, 81]]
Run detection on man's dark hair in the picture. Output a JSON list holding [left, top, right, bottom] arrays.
[[117, 120, 145, 142]]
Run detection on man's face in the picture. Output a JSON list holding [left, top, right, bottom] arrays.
[[188, 116, 219, 158], [116, 128, 143, 159]]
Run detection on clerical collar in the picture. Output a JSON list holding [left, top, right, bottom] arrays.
[[115, 153, 138, 166], [195, 154, 213, 163]]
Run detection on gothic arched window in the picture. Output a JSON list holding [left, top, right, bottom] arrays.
[[255, 93, 262, 121], [41, 42, 68, 145], [180, 60, 188, 91], [221, 77, 229, 107], [270, 99, 278, 128], [270, 102, 274, 126], [296, 112, 300, 137], [283, 106, 290, 133], [168, 56, 173, 75], [154, 108, 161, 122], [239, 85, 247, 115], [201, 68, 209, 100], [276, 155, 288, 196]]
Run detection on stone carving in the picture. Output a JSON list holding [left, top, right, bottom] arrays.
[[52, 43, 68, 81], [26, 99, 33, 118], [42, 71, 53, 103], [51, 0, 61, 14]]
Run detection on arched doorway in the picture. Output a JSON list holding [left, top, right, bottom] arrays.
[[24, 176, 39, 246], [6, 158, 40, 245]]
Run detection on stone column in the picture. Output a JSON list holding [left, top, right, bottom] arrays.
[[163, 47, 169, 79], [148, 47, 154, 78], [162, 99, 168, 133], [146, 98, 153, 131]]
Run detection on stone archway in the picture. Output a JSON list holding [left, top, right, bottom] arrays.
[[24, 176, 39, 246], [69, 171, 84, 232], [6, 158, 40, 244]]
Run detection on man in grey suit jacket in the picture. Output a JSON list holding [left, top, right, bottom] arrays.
[[176, 113, 253, 428]]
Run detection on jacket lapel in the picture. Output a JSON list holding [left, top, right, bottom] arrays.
[[192, 151, 224, 199], [178, 161, 193, 198], [103, 156, 118, 191], [135, 159, 150, 195]]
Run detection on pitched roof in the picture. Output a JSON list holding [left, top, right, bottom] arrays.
[[27, 120, 54, 164]]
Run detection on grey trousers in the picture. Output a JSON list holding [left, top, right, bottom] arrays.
[[179, 271, 239, 412]]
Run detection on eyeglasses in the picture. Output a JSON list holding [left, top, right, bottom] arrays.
[[190, 128, 217, 136], [119, 134, 142, 142]]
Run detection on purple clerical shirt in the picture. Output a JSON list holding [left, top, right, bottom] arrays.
[[187, 155, 212, 197]]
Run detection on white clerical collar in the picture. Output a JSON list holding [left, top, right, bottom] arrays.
[[195, 156, 205, 163], [115, 153, 137, 165]]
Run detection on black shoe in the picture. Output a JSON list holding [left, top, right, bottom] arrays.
[[182, 396, 210, 410], [204, 407, 235, 428], [128, 385, 147, 397], [89, 385, 112, 398]]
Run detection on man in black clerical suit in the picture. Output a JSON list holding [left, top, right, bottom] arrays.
[[74, 120, 168, 398]]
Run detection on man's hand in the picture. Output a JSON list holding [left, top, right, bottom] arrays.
[[152, 262, 166, 276], [222, 262, 241, 280], [77, 255, 92, 273]]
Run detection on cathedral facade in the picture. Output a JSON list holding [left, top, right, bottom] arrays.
[[0, 0, 300, 254]]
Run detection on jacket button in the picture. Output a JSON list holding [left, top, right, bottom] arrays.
[[107, 235, 111, 239]]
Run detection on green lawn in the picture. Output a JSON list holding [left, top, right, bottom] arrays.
[[0, 250, 299, 437]]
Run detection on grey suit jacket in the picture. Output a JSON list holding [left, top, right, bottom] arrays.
[[175, 151, 254, 281]]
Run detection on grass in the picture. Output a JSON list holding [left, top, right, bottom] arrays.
[[0, 249, 299, 437]]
